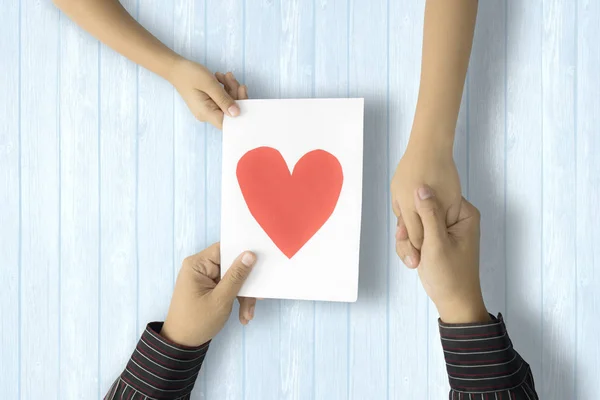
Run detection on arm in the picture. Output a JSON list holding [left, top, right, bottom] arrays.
[[405, 185, 539, 399], [53, 0, 241, 128], [392, 0, 478, 266], [105, 243, 257, 399], [411, 0, 478, 146]]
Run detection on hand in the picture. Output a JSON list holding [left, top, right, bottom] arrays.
[[160, 243, 257, 347], [168, 58, 243, 129], [391, 136, 461, 267], [407, 185, 490, 324]]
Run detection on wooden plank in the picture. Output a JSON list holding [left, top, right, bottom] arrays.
[[242, 1, 282, 398], [505, 0, 543, 388], [348, 0, 388, 398], [313, 0, 349, 398], [277, 1, 315, 399], [202, 1, 244, 399], [468, 0, 506, 314], [98, 0, 139, 394], [136, 0, 174, 333], [19, 1, 61, 398], [387, 1, 429, 398], [172, 1, 209, 399], [576, 0, 600, 397], [0, 0, 20, 397], [542, 0, 577, 397], [59, 13, 100, 399]]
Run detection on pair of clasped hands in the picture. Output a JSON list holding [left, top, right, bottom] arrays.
[[160, 59, 490, 348]]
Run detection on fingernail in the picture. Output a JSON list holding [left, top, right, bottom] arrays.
[[228, 104, 240, 117], [418, 186, 432, 200], [248, 305, 255, 320], [404, 255, 414, 268], [241, 252, 255, 267]]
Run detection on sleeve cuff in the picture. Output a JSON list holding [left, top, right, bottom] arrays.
[[120, 322, 209, 399], [439, 313, 531, 393]]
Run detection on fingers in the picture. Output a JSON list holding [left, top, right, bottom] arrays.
[[457, 197, 480, 221], [203, 102, 225, 130], [184, 242, 220, 266], [238, 297, 257, 325], [395, 214, 420, 268], [413, 185, 448, 243], [404, 211, 425, 250], [238, 84, 248, 101], [205, 75, 240, 117], [181, 242, 221, 280], [212, 251, 257, 302], [216, 72, 241, 100]]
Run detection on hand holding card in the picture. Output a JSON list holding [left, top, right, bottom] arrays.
[[221, 99, 364, 302]]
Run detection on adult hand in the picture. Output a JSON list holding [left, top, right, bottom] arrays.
[[404, 185, 489, 324], [168, 59, 243, 129], [160, 243, 257, 347], [391, 136, 461, 267]]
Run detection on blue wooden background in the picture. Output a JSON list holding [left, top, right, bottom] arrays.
[[1, 0, 599, 399]]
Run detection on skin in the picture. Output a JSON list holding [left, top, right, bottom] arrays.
[[391, 0, 478, 267], [53, 0, 259, 321], [161, 243, 257, 347], [161, 184, 489, 350], [53, 0, 241, 129], [409, 185, 490, 324]]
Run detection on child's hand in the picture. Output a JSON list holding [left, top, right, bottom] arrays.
[[168, 59, 243, 129], [391, 136, 462, 267]]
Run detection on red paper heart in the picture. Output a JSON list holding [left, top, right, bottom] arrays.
[[236, 146, 343, 258]]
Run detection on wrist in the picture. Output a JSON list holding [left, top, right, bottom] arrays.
[[164, 55, 187, 85], [436, 295, 490, 324]]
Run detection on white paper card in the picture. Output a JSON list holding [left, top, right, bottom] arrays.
[[221, 98, 364, 302]]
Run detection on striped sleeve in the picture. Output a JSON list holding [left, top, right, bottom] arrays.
[[104, 322, 209, 400], [440, 313, 539, 400]]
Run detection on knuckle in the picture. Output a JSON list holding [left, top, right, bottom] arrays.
[[194, 111, 207, 122], [228, 267, 246, 284], [212, 294, 232, 313], [182, 255, 195, 270], [421, 206, 438, 219]]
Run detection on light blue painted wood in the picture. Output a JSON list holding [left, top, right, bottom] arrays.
[[19, 0, 61, 398], [242, 2, 282, 399], [577, 1, 600, 396], [203, 0, 244, 399], [313, 1, 350, 398], [172, 1, 209, 399], [59, 12, 100, 398], [542, 0, 577, 398], [469, 0, 507, 315], [99, 0, 139, 393], [0, 0, 20, 398], [506, 0, 543, 390], [136, 0, 174, 334], [387, 1, 429, 398], [348, 0, 388, 399], [3, 1, 600, 399]]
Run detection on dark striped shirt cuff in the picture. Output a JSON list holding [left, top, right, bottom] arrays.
[[114, 322, 209, 399], [440, 313, 531, 395]]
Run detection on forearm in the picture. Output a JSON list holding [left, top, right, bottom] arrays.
[[104, 323, 209, 399], [440, 314, 539, 399], [53, 0, 180, 82], [411, 0, 478, 150]]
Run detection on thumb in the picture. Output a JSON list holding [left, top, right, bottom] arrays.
[[213, 251, 256, 302], [414, 185, 448, 243], [205, 79, 240, 117]]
